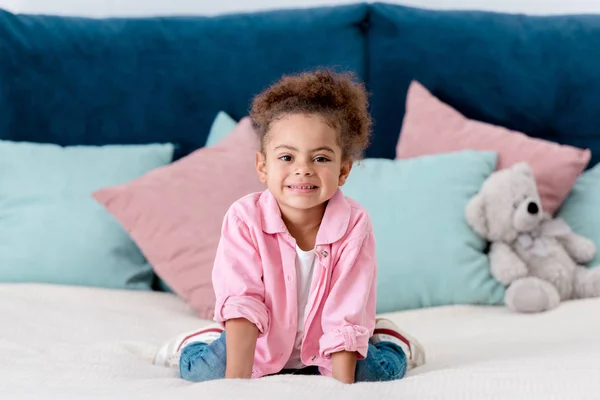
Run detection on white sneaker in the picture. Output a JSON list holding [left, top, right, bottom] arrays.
[[370, 318, 426, 371], [153, 324, 224, 368]]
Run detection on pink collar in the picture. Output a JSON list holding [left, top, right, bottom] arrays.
[[259, 189, 351, 245]]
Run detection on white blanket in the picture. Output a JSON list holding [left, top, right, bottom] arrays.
[[1, 283, 599, 399]]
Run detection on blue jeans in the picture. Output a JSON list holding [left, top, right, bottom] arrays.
[[179, 333, 407, 383]]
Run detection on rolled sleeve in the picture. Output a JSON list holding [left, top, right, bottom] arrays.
[[319, 223, 377, 360], [319, 324, 371, 359], [215, 295, 269, 335], [212, 209, 269, 336]]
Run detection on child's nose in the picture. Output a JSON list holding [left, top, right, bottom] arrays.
[[294, 163, 313, 176]]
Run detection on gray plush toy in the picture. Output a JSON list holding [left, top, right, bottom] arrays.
[[466, 162, 600, 313]]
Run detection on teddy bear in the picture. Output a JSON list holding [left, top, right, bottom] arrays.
[[465, 162, 600, 313]]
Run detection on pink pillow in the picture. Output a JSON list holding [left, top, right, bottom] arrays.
[[396, 81, 591, 214], [93, 117, 265, 319]]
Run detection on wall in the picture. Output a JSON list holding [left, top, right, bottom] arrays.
[[3, 0, 600, 17]]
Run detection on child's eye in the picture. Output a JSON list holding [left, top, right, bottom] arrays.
[[279, 155, 292, 162], [314, 156, 330, 163]]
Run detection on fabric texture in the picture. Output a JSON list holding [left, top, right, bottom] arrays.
[[211, 189, 376, 378], [93, 117, 265, 319], [340, 150, 504, 313], [0, 140, 174, 290], [0, 5, 367, 160], [285, 246, 318, 370], [180, 334, 228, 383], [395, 81, 590, 214], [2, 283, 600, 398], [179, 332, 407, 383], [366, 3, 600, 166], [155, 111, 237, 293], [558, 163, 600, 268]]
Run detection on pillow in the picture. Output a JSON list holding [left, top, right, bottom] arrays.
[[205, 111, 237, 147], [395, 81, 591, 215], [557, 163, 600, 268], [155, 110, 237, 293], [0, 140, 174, 290], [341, 150, 504, 313], [367, 3, 600, 166], [1, 5, 368, 161], [93, 117, 265, 319]]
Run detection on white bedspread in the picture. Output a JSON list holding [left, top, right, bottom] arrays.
[[1, 283, 599, 399]]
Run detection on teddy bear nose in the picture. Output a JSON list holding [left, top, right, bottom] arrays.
[[527, 202, 539, 214]]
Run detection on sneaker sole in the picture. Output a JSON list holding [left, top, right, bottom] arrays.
[[153, 326, 224, 367], [374, 318, 426, 367]]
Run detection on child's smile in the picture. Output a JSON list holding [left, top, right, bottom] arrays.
[[255, 113, 352, 220]]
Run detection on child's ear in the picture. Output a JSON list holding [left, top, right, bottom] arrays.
[[338, 160, 353, 186], [256, 151, 267, 183]]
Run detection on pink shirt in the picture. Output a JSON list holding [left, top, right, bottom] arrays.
[[212, 188, 377, 378]]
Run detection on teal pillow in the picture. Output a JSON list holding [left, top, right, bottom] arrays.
[[205, 111, 237, 147], [156, 111, 237, 293], [341, 150, 504, 313], [558, 163, 600, 268], [0, 140, 174, 290]]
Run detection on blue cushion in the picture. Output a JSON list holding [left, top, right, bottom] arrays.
[[0, 5, 367, 160], [0, 140, 174, 290], [366, 3, 600, 166], [205, 111, 238, 147], [557, 163, 600, 268], [341, 150, 504, 313]]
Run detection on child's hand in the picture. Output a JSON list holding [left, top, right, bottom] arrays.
[[331, 351, 357, 384], [225, 318, 258, 379]]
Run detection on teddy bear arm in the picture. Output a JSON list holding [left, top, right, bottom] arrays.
[[489, 242, 529, 285], [557, 233, 596, 265]]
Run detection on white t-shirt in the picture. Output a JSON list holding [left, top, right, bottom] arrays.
[[283, 245, 317, 370]]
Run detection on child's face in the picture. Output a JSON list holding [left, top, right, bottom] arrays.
[[256, 113, 352, 215]]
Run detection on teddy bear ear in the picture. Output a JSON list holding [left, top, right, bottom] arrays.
[[513, 162, 533, 176], [465, 193, 488, 238]]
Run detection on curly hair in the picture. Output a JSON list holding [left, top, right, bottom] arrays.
[[250, 69, 372, 160]]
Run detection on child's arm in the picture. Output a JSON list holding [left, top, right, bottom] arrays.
[[225, 318, 259, 379], [319, 216, 377, 383], [331, 351, 357, 384], [212, 209, 268, 379]]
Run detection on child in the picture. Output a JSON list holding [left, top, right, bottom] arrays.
[[154, 69, 426, 384]]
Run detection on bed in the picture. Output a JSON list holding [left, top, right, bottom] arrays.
[[2, 283, 598, 399], [3, 3, 600, 399]]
